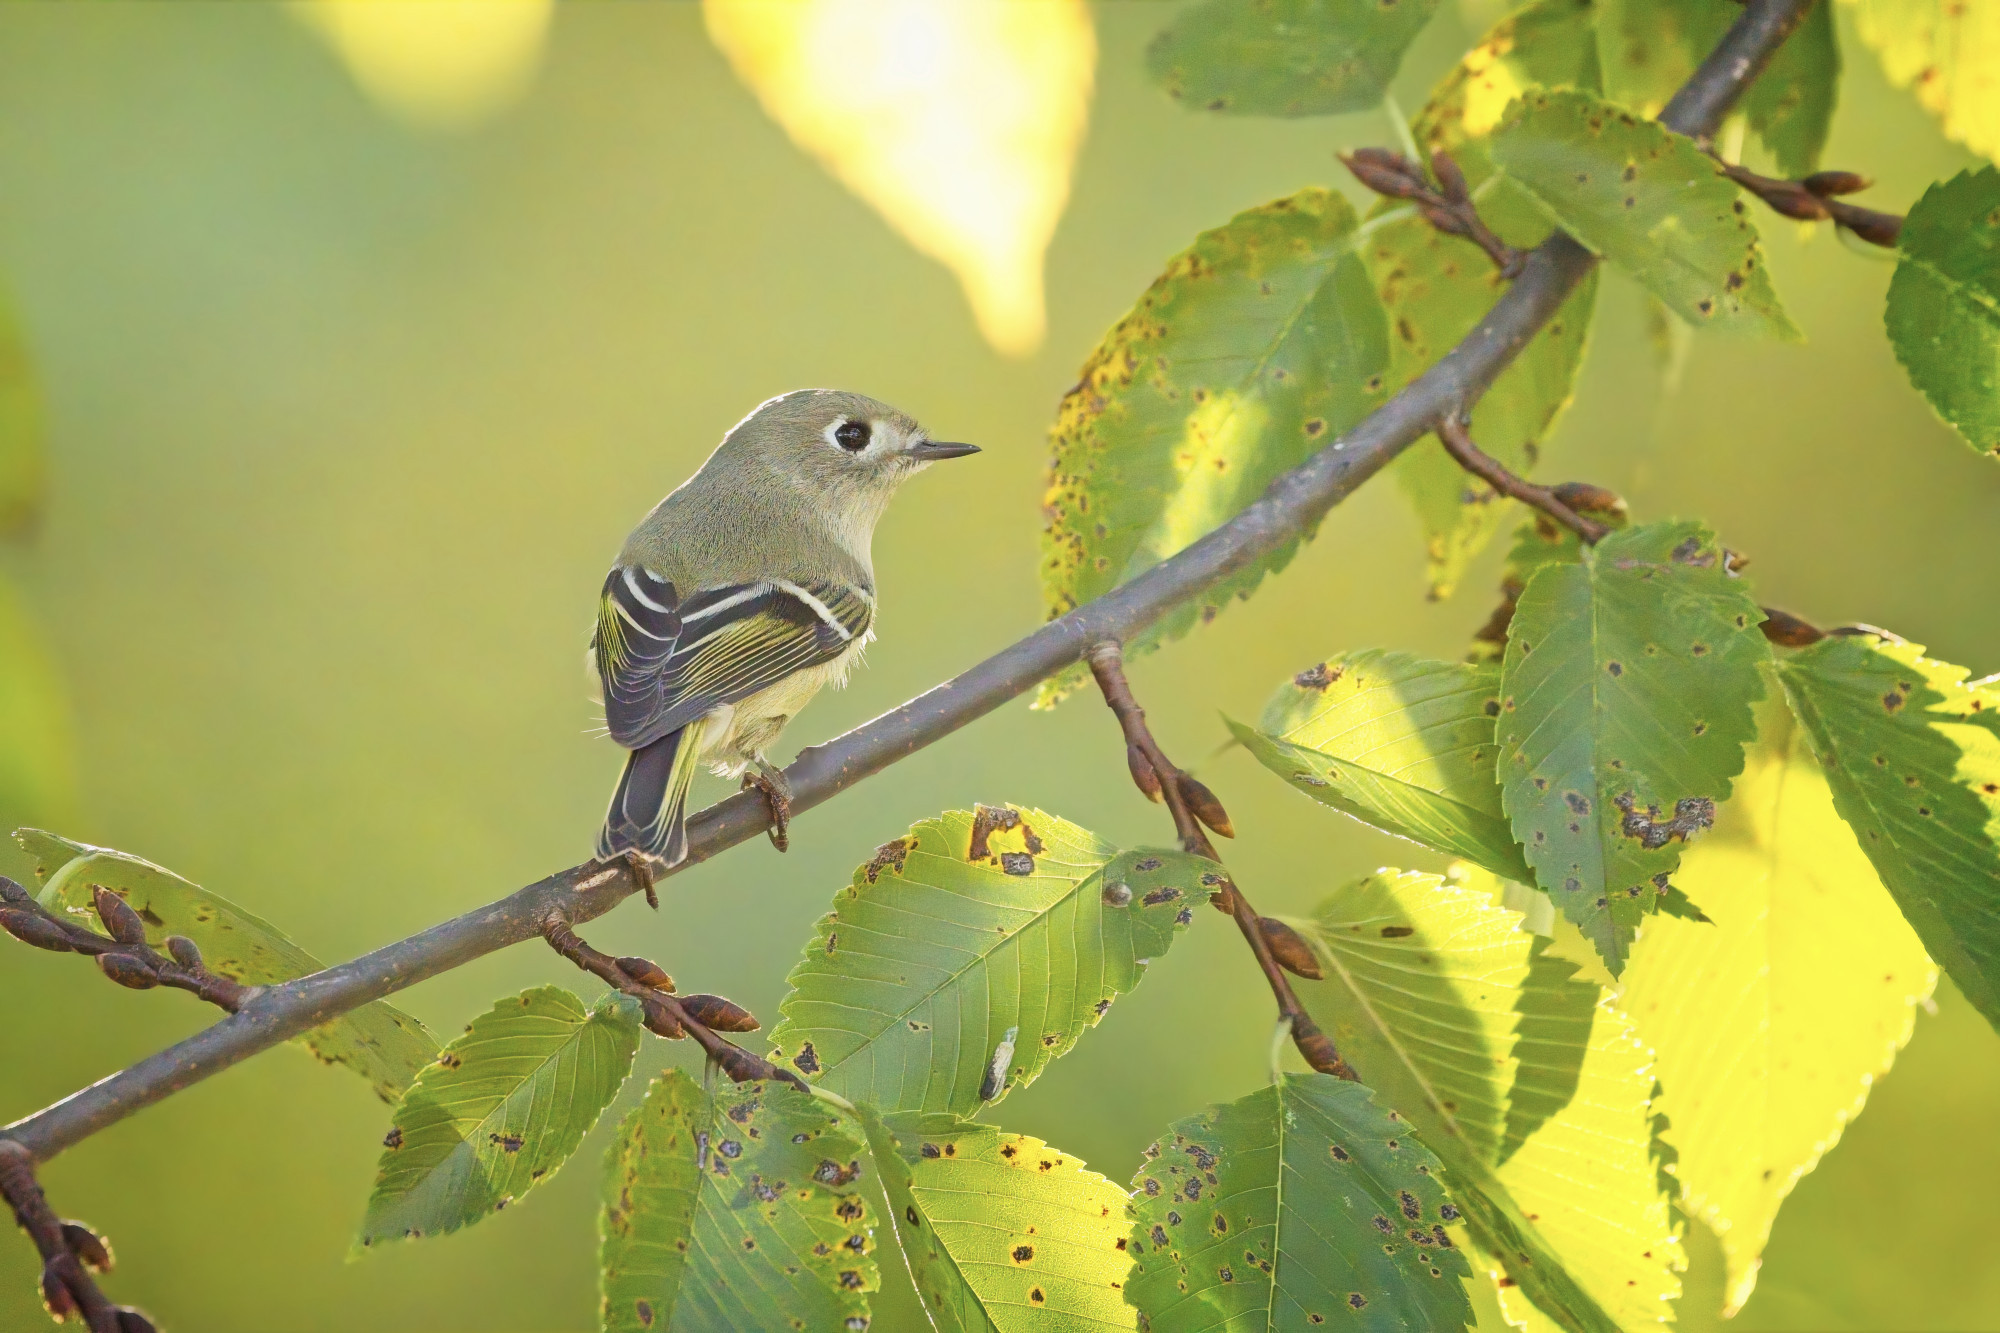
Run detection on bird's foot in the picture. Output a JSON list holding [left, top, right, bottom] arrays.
[[600, 848, 666, 909], [743, 761, 793, 853]]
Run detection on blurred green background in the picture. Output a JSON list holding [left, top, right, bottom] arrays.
[[0, 3, 1996, 1330]]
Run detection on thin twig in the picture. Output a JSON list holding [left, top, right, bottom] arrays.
[[540, 919, 804, 1091], [1342, 147, 1528, 277], [1720, 162, 1903, 247], [0, 876, 252, 1013], [0, 0, 1815, 1172], [0, 1141, 149, 1333], [1436, 415, 1611, 544], [1086, 641, 1356, 1081]]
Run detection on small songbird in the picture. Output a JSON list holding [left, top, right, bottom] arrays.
[[593, 389, 979, 866]]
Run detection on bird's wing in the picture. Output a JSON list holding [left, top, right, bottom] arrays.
[[594, 565, 872, 749]]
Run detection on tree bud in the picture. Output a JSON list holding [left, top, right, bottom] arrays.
[[678, 993, 761, 1032], [1178, 773, 1235, 838], [1, 908, 76, 953], [616, 956, 674, 992], [93, 888, 149, 948], [165, 936, 204, 971], [98, 951, 160, 990], [1125, 743, 1163, 802], [1258, 918, 1323, 980]]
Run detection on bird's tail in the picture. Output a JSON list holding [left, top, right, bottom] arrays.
[[598, 728, 700, 866]]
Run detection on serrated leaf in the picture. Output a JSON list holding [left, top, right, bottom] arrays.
[[1482, 951, 1683, 1331], [1886, 166, 2000, 458], [0, 292, 43, 538], [1596, 0, 1838, 178], [1495, 520, 1769, 972], [1235, 649, 1531, 881], [600, 1072, 877, 1333], [1293, 868, 1532, 1162], [1126, 1074, 1473, 1332], [354, 987, 637, 1250], [1842, 0, 2000, 166], [1146, 0, 1440, 118], [1619, 707, 1938, 1315], [20, 829, 437, 1101], [862, 1108, 1133, 1332], [1362, 207, 1598, 597], [1491, 89, 1798, 338], [1036, 188, 1388, 706], [769, 806, 1211, 1115], [1413, 0, 1600, 159], [1774, 632, 2000, 1029]]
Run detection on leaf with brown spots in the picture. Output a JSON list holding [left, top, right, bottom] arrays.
[[1844, 0, 2000, 166], [1886, 166, 2000, 460], [355, 987, 639, 1254], [1491, 89, 1799, 338], [1125, 1075, 1472, 1332], [862, 1108, 1133, 1332], [1495, 520, 1770, 972], [19, 829, 438, 1101], [1146, 0, 1440, 118], [600, 1071, 876, 1333], [1235, 649, 1533, 882], [1035, 188, 1389, 705], [1775, 632, 2000, 1029], [769, 806, 1210, 1116]]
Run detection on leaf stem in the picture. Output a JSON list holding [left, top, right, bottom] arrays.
[[1435, 415, 1611, 544]]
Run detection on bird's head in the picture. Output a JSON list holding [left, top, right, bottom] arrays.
[[720, 388, 979, 515]]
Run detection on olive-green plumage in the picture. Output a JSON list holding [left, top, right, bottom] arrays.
[[594, 388, 977, 864]]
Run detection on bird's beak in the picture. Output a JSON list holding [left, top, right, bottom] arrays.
[[907, 439, 981, 461]]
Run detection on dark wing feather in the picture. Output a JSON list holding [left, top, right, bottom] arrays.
[[594, 566, 872, 749]]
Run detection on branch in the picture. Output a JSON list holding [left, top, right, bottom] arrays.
[[0, 0, 1816, 1169], [0, 877, 251, 1012], [1721, 163, 1903, 247], [0, 1141, 151, 1333], [1342, 148, 1527, 277], [1086, 642, 1355, 1080], [1436, 415, 1612, 544]]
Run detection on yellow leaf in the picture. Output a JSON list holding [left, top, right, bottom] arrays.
[[1842, 0, 2000, 164], [704, 0, 1095, 356], [293, 0, 554, 129], [1618, 708, 1938, 1315]]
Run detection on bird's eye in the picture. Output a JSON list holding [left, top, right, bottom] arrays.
[[834, 420, 871, 452]]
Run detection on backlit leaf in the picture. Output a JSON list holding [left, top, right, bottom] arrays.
[[1841, 0, 2000, 166], [1774, 632, 2000, 1028], [1491, 90, 1798, 338], [1125, 1074, 1473, 1332], [1036, 188, 1388, 705], [293, 0, 553, 129], [1146, 0, 1440, 118], [1234, 648, 1531, 881], [1483, 949, 1683, 1331], [1596, 0, 1838, 177], [21, 829, 437, 1101], [1413, 0, 1599, 161], [356, 987, 639, 1250], [1885, 166, 2000, 459], [862, 1108, 1134, 1332], [705, 0, 1094, 355], [768, 806, 1210, 1115], [1620, 708, 1937, 1315], [1495, 520, 1769, 972], [600, 1072, 877, 1333]]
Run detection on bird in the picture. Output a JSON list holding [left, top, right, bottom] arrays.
[[592, 389, 979, 868]]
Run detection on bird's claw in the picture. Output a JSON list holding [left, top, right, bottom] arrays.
[[619, 849, 665, 909], [743, 762, 793, 853]]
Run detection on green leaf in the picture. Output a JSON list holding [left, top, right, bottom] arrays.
[[0, 290, 44, 538], [1596, 0, 1838, 178], [0, 577, 72, 827], [1886, 166, 2000, 459], [1125, 1074, 1473, 1332], [1491, 89, 1799, 339], [1481, 951, 1683, 1331], [862, 1108, 1134, 1332], [355, 986, 639, 1251], [1146, 0, 1440, 118], [19, 829, 437, 1101], [1774, 632, 2000, 1029], [1841, 0, 2000, 166], [600, 1072, 877, 1333], [1494, 520, 1769, 972], [1413, 0, 1600, 162], [1234, 649, 1531, 881], [1362, 208, 1598, 597], [1036, 188, 1388, 706], [768, 806, 1211, 1115], [1620, 706, 1938, 1315], [1292, 867, 1532, 1163]]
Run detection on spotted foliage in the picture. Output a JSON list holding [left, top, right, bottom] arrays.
[[769, 806, 1210, 1116], [600, 1072, 876, 1333], [1146, 0, 1440, 118], [1844, 0, 2000, 166]]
